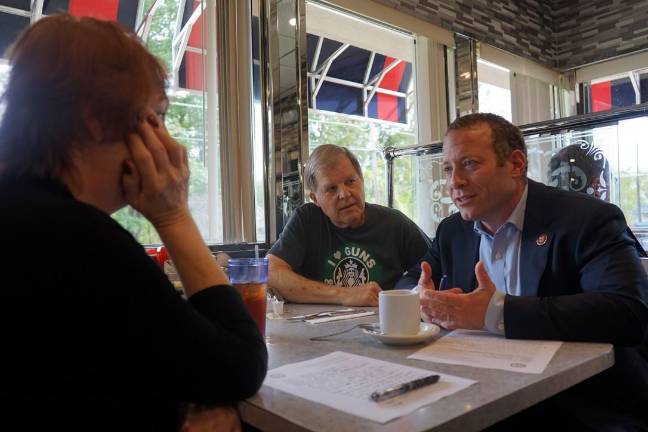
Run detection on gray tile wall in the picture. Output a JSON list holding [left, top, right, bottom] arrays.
[[552, 0, 648, 70], [372, 0, 554, 66], [371, 0, 648, 71]]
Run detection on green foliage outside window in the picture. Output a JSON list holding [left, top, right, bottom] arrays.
[[112, 0, 210, 245], [620, 175, 648, 227], [110, 0, 420, 243]]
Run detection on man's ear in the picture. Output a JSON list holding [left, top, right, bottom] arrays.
[[309, 191, 320, 207], [509, 149, 527, 177]]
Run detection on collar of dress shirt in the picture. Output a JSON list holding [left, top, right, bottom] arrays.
[[473, 183, 529, 237]]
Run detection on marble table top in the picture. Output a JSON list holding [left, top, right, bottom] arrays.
[[239, 303, 613, 432]]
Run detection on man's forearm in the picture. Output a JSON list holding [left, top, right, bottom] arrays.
[[269, 267, 347, 304]]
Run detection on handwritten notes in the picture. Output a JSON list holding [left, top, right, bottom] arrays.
[[263, 351, 476, 423]]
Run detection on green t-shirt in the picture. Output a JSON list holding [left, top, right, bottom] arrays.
[[268, 203, 431, 290]]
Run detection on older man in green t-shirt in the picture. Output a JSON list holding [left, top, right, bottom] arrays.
[[267, 144, 430, 306]]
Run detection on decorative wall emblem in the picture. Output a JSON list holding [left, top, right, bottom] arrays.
[[416, 154, 457, 236], [546, 138, 610, 202]]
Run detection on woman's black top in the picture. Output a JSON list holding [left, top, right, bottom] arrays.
[[0, 176, 267, 431]]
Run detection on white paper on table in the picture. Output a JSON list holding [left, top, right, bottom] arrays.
[[306, 311, 375, 324], [409, 330, 562, 374], [263, 351, 476, 424]]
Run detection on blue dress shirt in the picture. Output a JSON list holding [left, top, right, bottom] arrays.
[[474, 185, 528, 334]]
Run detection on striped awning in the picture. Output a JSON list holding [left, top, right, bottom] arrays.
[[0, 0, 139, 56], [175, 3, 261, 95], [176, 0, 203, 91], [591, 74, 648, 112], [50, 0, 138, 26], [306, 34, 412, 124]]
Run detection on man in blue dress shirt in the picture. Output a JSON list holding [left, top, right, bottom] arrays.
[[398, 113, 648, 430]]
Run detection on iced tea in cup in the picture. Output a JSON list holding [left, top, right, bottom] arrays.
[[228, 258, 268, 336]]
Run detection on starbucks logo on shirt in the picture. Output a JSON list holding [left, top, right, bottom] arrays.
[[323, 244, 381, 287], [334, 257, 368, 286]]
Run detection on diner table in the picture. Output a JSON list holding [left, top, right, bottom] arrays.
[[239, 304, 614, 432]]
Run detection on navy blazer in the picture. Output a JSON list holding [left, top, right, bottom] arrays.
[[398, 179, 648, 426]]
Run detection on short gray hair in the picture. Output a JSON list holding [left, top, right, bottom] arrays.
[[304, 144, 363, 193]]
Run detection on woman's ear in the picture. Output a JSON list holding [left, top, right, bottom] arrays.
[[82, 109, 105, 142]]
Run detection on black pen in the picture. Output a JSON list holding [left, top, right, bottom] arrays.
[[370, 374, 441, 402], [439, 275, 448, 291]]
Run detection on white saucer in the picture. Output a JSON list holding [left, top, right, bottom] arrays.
[[362, 323, 440, 345]]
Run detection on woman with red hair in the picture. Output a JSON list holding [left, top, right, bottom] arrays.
[[0, 14, 266, 431]]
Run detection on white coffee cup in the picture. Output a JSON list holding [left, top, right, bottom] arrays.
[[379, 289, 421, 335]]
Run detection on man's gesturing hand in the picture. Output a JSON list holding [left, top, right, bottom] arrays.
[[420, 261, 495, 330]]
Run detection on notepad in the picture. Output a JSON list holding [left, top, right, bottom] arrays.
[[263, 351, 476, 423]]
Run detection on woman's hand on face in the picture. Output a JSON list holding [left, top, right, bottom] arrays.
[[121, 114, 191, 229]]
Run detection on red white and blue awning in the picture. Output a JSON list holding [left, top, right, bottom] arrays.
[[590, 73, 648, 112], [175, 0, 204, 91], [48, 0, 138, 26], [0, 0, 140, 57], [306, 33, 412, 124], [173, 3, 261, 96]]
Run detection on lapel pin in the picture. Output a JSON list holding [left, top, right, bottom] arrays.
[[536, 233, 548, 246]]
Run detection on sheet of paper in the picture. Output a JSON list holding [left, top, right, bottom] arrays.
[[263, 351, 476, 423], [409, 330, 562, 374], [306, 311, 375, 324]]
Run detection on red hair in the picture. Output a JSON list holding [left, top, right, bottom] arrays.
[[0, 13, 167, 178]]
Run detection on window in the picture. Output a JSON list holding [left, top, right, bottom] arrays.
[[0, 60, 8, 121], [525, 116, 648, 250], [112, 0, 224, 244], [581, 68, 648, 114], [477, 58, 512, 122], [574, 51, 648, 115], [251, 12, 265, 243], [642, 71, 648, 104], [1, 0, 264, 245], [396, 151, 455, 238], [119, 0, 264, 245], [305, 1, 418, 214], [477, 45, 558, 125], [617, 118, 648, 249]]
